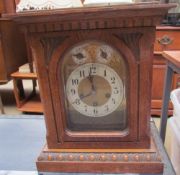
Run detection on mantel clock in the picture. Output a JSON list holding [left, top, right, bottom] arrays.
[[3, 1, 174, 174]]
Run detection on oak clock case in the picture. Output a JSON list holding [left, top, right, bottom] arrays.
[[48, 30, 139, 149], [7, 2, 173, 173]]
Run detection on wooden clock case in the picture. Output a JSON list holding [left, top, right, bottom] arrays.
[[36, 29, 148, 149], [2, 1, 174, 174]]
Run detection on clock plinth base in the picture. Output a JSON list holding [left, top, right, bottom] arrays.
[[36, 123, 164, 174]]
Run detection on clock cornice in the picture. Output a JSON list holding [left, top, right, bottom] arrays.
[[2, 3, 176, 33]]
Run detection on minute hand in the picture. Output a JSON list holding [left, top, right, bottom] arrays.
[[88, 72, 96, 92]]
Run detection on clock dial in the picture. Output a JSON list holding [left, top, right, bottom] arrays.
[[66, 63, 124, 117], [96, 45, 112, 63], [71, 46, 89, 64]]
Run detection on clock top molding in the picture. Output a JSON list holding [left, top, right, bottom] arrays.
[[2, 3, 176, 33]]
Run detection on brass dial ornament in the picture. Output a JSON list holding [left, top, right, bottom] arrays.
[[71, 46, 89, 64], [96, 45, 112, 63]]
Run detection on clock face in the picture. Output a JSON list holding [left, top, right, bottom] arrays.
[[66, 63, 124, 117], [61, 40, 127, 131]]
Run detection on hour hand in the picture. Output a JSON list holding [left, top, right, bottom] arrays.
[[88, 71, 93, 83], [80, 92, 92, 100], [88, 72, 96, 92]]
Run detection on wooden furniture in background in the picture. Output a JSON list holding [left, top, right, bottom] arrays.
[[0, 1, 28, 114], [0, 1, 42, 113], [151, 26, 180, 116], [160, 51, 180, 142], [11, 71, 43, 113], [0, 1, 27, 84]]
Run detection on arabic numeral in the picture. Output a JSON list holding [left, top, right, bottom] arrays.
[[93, 108, 98, 114], [80, 70, 85, 78], [104, 69, 107, 77], [111, 77, 116, 84], [105, 105, 109, 111], [72, 79, 79, 85], [89, 66, 96, 74], [112, 98, 116, 104], [74, 99, 81, 105], [71, 89, 76, 95], [113, 87, 119, 94], [84, 105, 87, 112]]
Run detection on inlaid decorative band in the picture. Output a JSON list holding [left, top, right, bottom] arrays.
[[38, 152, 162, 162]]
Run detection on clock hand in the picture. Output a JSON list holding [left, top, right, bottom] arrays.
[[88, 71, 93, 83], [80, 74, 97, 100], [80, 91, 93, 100], [91, 81, 96, 92], [88, 71, 96, 92]]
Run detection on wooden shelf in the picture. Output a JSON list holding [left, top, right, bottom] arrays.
[[17, 94, 43, 113], [11, 71, 43, 113], [11, 72, 37, 79], [154, 51, 162, 55]]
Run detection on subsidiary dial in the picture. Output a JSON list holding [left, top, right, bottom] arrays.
[[96, 45, 113, 63], [71, 46, 89, 64]]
